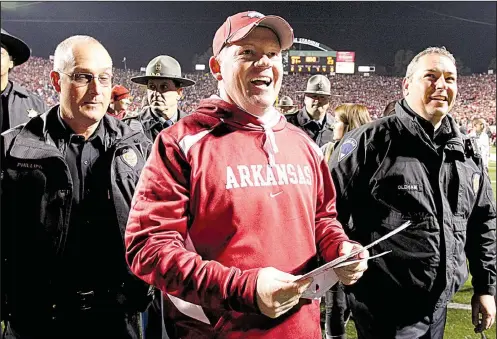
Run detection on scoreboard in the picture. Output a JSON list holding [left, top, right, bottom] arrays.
[[288, 55, 335, 74]]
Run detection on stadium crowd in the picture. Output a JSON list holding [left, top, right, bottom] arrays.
[[10, 56, 496, 128]]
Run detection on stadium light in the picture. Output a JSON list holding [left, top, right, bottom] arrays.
[[358, 66, 375, 73]]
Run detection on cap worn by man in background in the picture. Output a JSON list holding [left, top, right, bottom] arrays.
[[107, 84, 130, 120]]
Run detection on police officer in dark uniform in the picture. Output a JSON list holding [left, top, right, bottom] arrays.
[[285, 74, 334, 147], [1, 35, 153, 339], [1, 28, 47, 133], [329, 47, 496, 339], [124, 55, 195, 142]]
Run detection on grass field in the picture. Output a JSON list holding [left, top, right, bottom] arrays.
[[343, 309, 497, 339], [330, 146, 497, 339]]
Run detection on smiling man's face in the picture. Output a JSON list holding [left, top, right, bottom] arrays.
[[403, 53, 457, 122], [212, 27, 283, 116]]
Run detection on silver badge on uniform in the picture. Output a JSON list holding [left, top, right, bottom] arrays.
[[27, 109, 38, 118], [121, 148, 138, 167], [472, 172, 481, 194]]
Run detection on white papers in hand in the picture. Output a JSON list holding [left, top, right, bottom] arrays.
[[296, 220, 412, 299]]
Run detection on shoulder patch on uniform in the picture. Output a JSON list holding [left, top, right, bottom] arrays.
[[472, 172, 481, 194], [338, 138, 358, 162], [121, 148, 138, 167]]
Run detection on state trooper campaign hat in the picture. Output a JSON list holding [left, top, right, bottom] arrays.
[[276, 95, 297, 107], [131, 55, 195, 88], [297, 74, 332, 96], [1, 28, 31, 66]]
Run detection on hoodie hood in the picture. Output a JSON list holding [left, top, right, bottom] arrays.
[[195, 98, 285, 166], [195, 98, 285, 130]]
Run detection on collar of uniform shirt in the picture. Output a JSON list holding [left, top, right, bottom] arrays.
[[55, 107, 106, 145], [150, 107, 178, 126], [303, 107, 326, 128]]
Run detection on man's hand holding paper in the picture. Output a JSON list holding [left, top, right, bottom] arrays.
[[256, 267, 313, 319], [334, 241, 369, 285]]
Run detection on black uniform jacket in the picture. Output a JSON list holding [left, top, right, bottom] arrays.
[[329, 101, 496, 324], [1, 106, 153, 323], [285, 108, 334, 147], [124, 106, 188, 142], [4, 80, 48, 131]]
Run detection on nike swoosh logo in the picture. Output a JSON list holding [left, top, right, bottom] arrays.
[[270, 191, 283, 198]]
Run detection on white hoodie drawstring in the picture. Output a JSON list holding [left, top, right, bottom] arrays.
[[214, 98, 283, 167], [260, 108, 282, 167], [262, 124, 279, 167]]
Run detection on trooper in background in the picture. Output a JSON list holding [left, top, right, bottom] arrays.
[[1, 28, 47, 132], [124, 55, 195, 142], [285, 74, 334, 147], [276, 95, 298, 115], [124, 54, 196, 339]]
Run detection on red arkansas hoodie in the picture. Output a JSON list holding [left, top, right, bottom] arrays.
[[125, 98, 351, 338]]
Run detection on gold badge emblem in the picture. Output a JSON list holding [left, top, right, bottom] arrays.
[[121, 148, 138, 167], [27, 109, 38, 118], [472, 173, 481, 194], [150, 62, 162, 76]]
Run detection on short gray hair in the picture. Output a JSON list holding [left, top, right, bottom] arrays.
[[53, 35, 102, 71], [405, 46, 456, 80]]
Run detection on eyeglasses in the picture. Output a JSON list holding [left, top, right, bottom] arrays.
[[57, 71, 113, 87]]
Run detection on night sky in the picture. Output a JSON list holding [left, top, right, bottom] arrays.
[[1, 1, 495, 73]]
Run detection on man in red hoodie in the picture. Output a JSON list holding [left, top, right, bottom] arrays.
[[125, 11, 368, 339]]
